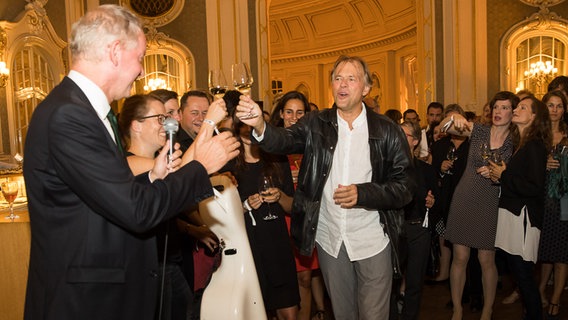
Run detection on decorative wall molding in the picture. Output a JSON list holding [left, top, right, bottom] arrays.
[[271, 27, 416, 64]]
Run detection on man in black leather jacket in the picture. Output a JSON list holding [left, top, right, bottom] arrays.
[[236, 55, 412, 319]]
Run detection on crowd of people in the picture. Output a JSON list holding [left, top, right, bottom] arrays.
[[20, 4, 568, 320]]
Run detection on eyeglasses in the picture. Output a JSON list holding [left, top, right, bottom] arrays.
[[137, 114, 167, 124]]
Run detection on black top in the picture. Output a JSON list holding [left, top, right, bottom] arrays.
[[404, 158, 439, 221], [176, 128, 194, 153], [125, 152, 183, 264], [430, 135, 469, 223], [228, 157, 300, 310]]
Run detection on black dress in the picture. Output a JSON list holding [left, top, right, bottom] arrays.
[[430, 135, 469, 234], [231, 158, 300, 311]]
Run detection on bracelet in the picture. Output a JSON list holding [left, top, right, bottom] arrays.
[[203, 119, 216, 129], [203, 119, 220, 134], [243, 199, 252, 212]]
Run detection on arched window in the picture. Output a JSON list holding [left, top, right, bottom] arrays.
[[130, 41, 194, 98], [11, 46, 56, 154], [501, 8, 568, 98]]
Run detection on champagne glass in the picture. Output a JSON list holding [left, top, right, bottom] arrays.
[[232, 63, 258, 120], [208, 69, 228, 100], [1, 181, 19, 221], [480, 142, 491, 164], [446, 147, 458, 175], [259, 175, 278, 221]]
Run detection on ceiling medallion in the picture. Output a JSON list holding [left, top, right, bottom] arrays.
[[519, 0, 566, 7]]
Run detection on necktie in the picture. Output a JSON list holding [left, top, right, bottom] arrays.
[[107, 109, 124, 155]]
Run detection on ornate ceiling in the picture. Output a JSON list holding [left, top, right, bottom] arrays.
[[268, 0, 416, 59]]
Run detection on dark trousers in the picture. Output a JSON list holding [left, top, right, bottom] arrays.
[[156, 263, 192, 320], [401, 223, 431, 320], [506, 253, 542, 320]]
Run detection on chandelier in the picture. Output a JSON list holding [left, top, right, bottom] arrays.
[[524, 60, 558, 79], [523, 60, 558, 97], [0, 61, 8, 88], [143, 77, 171, 92]]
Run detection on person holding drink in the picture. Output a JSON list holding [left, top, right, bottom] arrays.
[[439, 91, 518, 320]]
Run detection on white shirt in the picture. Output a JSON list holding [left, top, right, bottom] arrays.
[[67, 70, 115, 143], [316, 107, 389, 261], [418, 127, 429, 158]]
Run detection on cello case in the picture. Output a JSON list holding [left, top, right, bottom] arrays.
[[199, 174, 266, 320]]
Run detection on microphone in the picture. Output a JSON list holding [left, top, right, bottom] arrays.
[[163, 117, 179, 163]]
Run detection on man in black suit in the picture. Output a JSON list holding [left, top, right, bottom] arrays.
[[22, 5, 239, 320], [177, 90, 212, 152]]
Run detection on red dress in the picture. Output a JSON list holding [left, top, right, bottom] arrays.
[[287, 154, 319, 271]]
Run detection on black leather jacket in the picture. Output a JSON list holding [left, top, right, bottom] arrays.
[[256, 105, 413, 277]]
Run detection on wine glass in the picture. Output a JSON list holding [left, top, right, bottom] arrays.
[[1, 181, 20, 221], [446, 147, 458, 175], [232, 63, 257, 120], [208, 69, 228, 100], [259, 175, 278, 221], [232, 62, 254, 95], [490, 152, 503, 185], [480, 142, 491, 164], [491, 151, 502, 165]]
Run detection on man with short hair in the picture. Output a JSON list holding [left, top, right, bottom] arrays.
[[418, 102, 444, 159], [403, 109, 420, 123], [22, 5, 239, 319], [178, 90, 212, 152]]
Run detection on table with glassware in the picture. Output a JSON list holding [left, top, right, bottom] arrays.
[[0, 173, 30, 320]]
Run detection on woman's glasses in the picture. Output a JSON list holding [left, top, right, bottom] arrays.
[[137, 114, 168, 125]]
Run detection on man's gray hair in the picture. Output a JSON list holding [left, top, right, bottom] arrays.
[[70, 5, 143, 63]]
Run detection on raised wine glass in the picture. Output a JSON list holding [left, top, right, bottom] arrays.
[[232, 62, 257, 120], [446, 147, 458, 175], [208, 69, 228, 100], [1, 180, 19, 221], [259, 175, 278, 221]]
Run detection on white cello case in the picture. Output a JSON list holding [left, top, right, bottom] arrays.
[[199, 174, 266, 320]]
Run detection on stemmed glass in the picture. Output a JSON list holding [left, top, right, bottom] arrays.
[[446, 147, 458, 175], [208, 69, 228, 100], [232, 62, 257, 120], [491, 151, 502, 165], [1, 181, 19, 221], [490, 152, 503, 185], [480, 142, 491, 165], [259, 175, 278, 221]]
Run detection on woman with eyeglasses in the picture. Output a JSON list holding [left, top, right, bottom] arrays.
[[118, 94, 227, 320]]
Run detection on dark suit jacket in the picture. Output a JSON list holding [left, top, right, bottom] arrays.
[[23, 77, 213, 320]]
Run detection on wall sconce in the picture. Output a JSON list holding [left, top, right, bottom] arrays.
[[0, 61, 9, 88]]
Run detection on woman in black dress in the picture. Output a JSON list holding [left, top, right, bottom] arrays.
[[228, 120, 300, 319]]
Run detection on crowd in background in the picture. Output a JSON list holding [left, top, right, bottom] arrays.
[[116, 73, 568, 320], [21, 5, 568, 320]]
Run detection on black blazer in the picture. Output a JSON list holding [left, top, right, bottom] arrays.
[[23, 77, 213, 320], [499, 139, 547, 229]]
